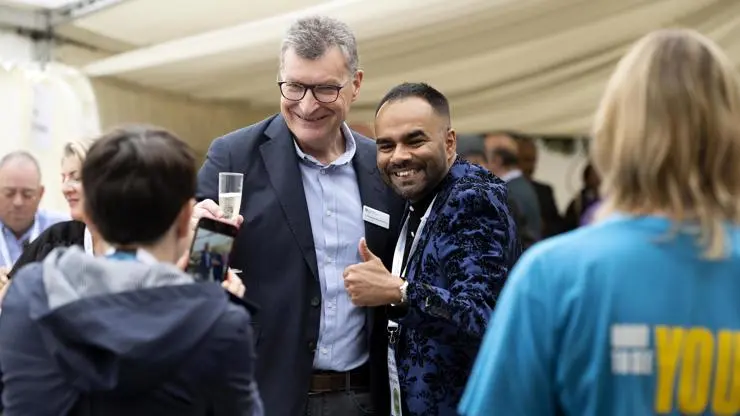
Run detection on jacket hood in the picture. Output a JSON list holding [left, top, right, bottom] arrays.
[[27, 246, 231, 394]]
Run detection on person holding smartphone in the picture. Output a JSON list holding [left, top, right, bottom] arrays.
[[0, 125, 262, 416]]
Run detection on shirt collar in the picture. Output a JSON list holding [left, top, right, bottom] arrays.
[[1, 214, 38, 242], [104, 247, 159, 265], [293, 122, 357, 167], [500, 169, 523, 183]]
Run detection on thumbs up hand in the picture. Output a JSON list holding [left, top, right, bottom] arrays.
[[344, 238, 405, 306], [358, 237, 380, 263]]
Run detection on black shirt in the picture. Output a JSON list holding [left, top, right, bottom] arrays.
[[399, 191, 437, 276], [389, 189, 439, 357]]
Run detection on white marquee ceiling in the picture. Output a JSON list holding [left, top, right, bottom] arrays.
[[8, 0, 740, 134]]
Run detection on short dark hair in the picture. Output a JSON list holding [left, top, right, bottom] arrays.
[[82, 125, 196, 246], [375, 82, 450, 121], [491, 147, 519, 167], [583, 163, 597, 182]]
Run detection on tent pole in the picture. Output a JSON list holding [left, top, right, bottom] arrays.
[[49, 0, 129, 26]]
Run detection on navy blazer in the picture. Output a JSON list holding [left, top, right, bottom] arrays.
[[389, 158, 520, 415], [197, 114, 404, 416]]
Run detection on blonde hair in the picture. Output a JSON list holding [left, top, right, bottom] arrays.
[[62, 140, 92, 164], [592, 29, 740, 259]]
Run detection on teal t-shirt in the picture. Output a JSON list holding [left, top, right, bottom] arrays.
[[459, 214, 740, 415]]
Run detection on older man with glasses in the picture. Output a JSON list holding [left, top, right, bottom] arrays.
[[191, 15, 405, 416]]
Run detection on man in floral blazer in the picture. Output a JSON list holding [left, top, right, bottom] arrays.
[[343, 82, 520, 415]]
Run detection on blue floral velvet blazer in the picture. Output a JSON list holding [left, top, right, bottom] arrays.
[[389, 158, 520, 416]]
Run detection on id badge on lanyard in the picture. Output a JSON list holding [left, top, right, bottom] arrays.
[[387, 195, 437, 416], [0, 216, 40, 268]]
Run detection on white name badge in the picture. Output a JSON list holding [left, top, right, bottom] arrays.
[[362, 205, 390, 229], [388, 344, 403, 416]]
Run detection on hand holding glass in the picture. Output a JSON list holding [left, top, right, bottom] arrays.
[[219, 172, 243, 221]]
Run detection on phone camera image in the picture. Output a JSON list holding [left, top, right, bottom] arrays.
[[186, 228, 234, 282]]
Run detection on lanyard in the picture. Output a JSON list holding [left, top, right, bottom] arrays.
[[388, 195, 437, 333], [0, 216, 40, 268]]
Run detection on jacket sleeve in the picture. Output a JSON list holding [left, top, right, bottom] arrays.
[[397, 185, 513, 341], [210, 308, 264, 416]]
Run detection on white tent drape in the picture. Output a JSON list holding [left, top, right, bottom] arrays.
[[0, 61, 101, 212], [63, 0, 740, 134]]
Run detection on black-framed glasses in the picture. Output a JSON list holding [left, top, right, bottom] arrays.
[[277, 81, 346, 103]]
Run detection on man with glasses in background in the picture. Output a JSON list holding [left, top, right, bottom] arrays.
[[193, 15, 404, 416]]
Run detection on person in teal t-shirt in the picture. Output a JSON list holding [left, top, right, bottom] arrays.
[[460, 28, 740, 416]]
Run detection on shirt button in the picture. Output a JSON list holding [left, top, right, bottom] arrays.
[[326, 210, 332, 216], [311, 297, 320, 307], [320, 347, 328, 355], [320, 169, 327, 175]]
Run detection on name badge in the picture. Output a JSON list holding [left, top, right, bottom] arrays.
[[363, 205, 390, 229]]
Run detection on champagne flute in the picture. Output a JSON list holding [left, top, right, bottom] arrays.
[[219, 172, 243, 275], [218, 172, 243, 221]]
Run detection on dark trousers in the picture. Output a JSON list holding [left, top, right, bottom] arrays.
[[305, 390, 374, 416]]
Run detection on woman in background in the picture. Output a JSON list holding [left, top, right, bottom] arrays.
[[460, 28, 740, 415]]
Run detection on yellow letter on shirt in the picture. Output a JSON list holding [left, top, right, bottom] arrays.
[[677, 328, 713, 414], [655, 326, 684, 413], [712, 331, 740, 415]]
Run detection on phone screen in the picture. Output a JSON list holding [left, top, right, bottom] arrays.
[[186, 218, 237, 282]]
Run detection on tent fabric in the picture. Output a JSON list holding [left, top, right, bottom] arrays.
[[20, 0, 740, 134]]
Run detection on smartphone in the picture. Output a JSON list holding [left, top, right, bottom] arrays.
[[186, 217, 238, 282]]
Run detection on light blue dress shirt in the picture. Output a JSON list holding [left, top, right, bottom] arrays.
[[0, 209, 69, 268], [294, 124, 368, 371]]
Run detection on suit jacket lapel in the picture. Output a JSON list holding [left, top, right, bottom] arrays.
[[352, 138, 390, 344], [259, 115, 319, 280], [352, 140, 388, 249]]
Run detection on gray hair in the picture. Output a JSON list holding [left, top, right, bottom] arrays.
[[0, 150, 41, 179], [280, 16, 359, 75]]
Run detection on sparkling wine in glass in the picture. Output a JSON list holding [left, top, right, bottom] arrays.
[[218, 172, 243, 221]]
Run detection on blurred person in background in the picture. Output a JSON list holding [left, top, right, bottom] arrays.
[[456, 134, 487, 167], [459, 141, 535, 250], [460, 28, 740, 415], [0, 125, 261, 415], [517, 137, 563, 237], [191, 15, 405, 416], [562, 163, 601, 231], [0, 151, 67, 272], [485, 133, 542, 241]]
